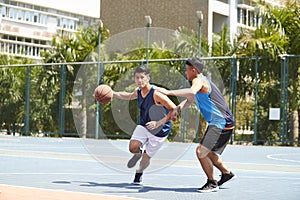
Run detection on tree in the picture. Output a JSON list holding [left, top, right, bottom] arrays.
[[40, 26, 110, 137], [234, 0, 299, 145], [0, 55, 32, 135], [255, 0, 300, 144]]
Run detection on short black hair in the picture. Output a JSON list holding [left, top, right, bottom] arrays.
[[134, 65, 150, 75], [186, 57, 204, 73]]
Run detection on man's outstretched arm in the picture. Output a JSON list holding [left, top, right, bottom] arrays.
[[113, 89, 138, 100]]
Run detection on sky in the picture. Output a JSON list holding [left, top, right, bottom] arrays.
[[16, 0, 100, 18]]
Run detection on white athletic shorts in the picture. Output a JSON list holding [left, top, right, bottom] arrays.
[[131, 125, 168, 158]]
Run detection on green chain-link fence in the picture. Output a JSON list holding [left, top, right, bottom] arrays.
[[0, 56, 299, 146]]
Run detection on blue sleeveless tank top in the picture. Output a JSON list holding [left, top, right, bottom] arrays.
[[194, 74, 235, 130], [137, 86, 172, 137]]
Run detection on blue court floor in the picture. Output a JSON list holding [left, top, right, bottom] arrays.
[[0, 135, 299, 200]]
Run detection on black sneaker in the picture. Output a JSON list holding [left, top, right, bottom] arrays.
[[197, 180, 219, 193], [127, 151, 142, 168], [132, 172, 143, 185], [218, 171, 235, 186]]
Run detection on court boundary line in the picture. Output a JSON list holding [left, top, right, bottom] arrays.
[[267, 153, 300, 163]]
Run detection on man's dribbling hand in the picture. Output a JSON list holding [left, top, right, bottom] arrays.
[[146, 121, 158, 130], [171, 106, 181, 121]]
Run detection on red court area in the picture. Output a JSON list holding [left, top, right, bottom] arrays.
[[0, 184, 138, 200]]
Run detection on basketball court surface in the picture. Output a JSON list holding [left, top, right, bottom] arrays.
[[0, 135, 299, 200]]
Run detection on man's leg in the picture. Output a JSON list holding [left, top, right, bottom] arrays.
[[209, 130, 235, 186], [131, 133, 167, 185], [129, 139, 142, 154], [136, 152, 150, 173], [198, 147, 235, 187], [196, 145, 231, 178], [196, 145, 214, 180], [127, 139, 143, 168], [209, 152, 235, 186], [132, 153, 150, 185], [196, 144, 219, 192], [208, 152, 230, 174]]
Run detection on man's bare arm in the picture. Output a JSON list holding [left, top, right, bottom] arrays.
[[113, 89, 137, 100], [156, 78, 204, 111], [146, 91, 177, 130]]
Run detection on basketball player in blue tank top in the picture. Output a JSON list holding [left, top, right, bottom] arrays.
[[159, 57, 235, 193], [113, 65, 177, 185]]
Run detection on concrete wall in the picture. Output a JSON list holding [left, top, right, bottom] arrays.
[[101, 0, 209, 38]]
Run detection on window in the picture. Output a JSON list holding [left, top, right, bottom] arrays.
[[25, 11, 31, 21], [10, 1, 17, 6], [17, 10, 24, 20], [25, 4, 32, 9], [33, 12, 38, 23], [9, 7, 16, 19], [237, 8, 241, 23], [1, 6, 6, 17], [69, 20, 75, 30], [242, 9, 247, 25], [18, 3, 25, 8], [250, 11, 256, 27], [57, 18, 61, 26], [63, 18, 68, 28], [40, 14, 47, 24]]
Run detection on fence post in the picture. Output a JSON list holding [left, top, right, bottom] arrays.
[[180, 62, 187, 142], [229, 55, 237, 144], [58, 64, 66, 137], [280, 55, 288, 145], [96, 20, 103, 139], [253, 54, 259, 145], [24, 66, 30, 136], [145, 16, 152, 67], [284, 56, 289, 144]]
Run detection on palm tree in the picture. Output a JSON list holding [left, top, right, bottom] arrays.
[[235, 1, 299, 145], [257, 0, 299, 144], [40, 26, 110, 137], [0, 55, 32, 135]]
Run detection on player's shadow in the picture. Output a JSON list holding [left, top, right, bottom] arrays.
[[53, 180, 197, 193], [77, 181, 198, 193]]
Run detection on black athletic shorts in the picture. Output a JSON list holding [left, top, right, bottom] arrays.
[[200, 125, 233, 155]]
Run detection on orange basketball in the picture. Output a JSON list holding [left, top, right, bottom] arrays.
[[94, 84, 113, 104]]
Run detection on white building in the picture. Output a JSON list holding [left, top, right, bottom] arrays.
[[0, 0, 284, 60], [208, 0, 283, 46], [0, 0, 100, 61]]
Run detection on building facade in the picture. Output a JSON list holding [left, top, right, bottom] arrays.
[[0, 0, 285, 60], [101, 0, 284, 47], [0, 0, 99, 61]]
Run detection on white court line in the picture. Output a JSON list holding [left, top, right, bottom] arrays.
[[1, 148, 300, 174], [1, 149, 300, 167], [267, 153, 300, 163], [1, 172, 300, 183]]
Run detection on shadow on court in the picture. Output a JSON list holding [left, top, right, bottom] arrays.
[[53, 180, 198, 193]]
